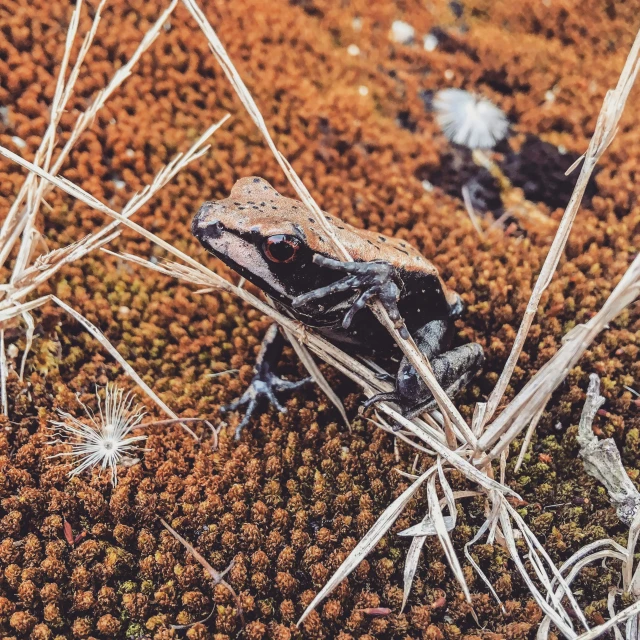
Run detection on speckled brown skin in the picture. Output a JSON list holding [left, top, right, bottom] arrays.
[[1, 0, 640, 638], [197, 176, 439, 272], [193, 175, 462, 341]]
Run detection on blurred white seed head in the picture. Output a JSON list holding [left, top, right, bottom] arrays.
[[433, 88, 509, 149], [423, 33, 439, 51], [48, 383, 146, 486], [390, 20, 415, 44]]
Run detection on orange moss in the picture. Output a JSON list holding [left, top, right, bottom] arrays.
[[0, 0, 639, 638]]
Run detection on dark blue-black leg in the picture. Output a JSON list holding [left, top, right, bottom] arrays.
[[363, 319, 484, 418], [398, 342, 484, 418], [291, 255, 409, 338], [221, 324, 312, 439]]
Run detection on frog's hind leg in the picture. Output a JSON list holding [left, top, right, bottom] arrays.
[[400, 342, 485, 418], [403, 343, 484, 418], [362, 320, 484, 418], [221, 323, 312, 439], [361, 319, 453, 411]]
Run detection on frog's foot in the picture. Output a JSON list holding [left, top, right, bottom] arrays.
[[291, 255, 409, 338], [222, 371, 312, 439], [360, 371, 475, 421]]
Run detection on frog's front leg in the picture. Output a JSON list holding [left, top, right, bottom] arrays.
[[221, 323, 312, 439], [291, 255, 409, 338]]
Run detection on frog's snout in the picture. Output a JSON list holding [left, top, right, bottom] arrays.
[[192, 203, 225, 240]]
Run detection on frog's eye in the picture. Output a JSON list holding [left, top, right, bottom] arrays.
[[263, 235, 301, 263]]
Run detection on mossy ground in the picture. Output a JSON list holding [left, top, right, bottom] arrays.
[[1, 0, 640, 638]]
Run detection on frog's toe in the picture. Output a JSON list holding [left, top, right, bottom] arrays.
[[342, 287, 376, 329], [273, 376, 313, 392], [361, 391, 401, 411], [293, 254, 409, 337], [291, 276, 357, 308], [232, 398, 259, 439], [371, 280, 409, 339], [222, 372, 312, 439], [221, 391, 249, 414]]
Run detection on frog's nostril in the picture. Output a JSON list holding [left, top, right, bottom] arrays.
[[208, 220, 224, 239]]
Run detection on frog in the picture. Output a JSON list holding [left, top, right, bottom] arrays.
[[192, 176, 484, 438]]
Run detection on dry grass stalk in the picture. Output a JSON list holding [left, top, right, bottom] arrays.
[[573, 602, 640, 640], [0, 0, 86, 394], [181, 0, 476, 449], [0, 296, 50, 324], [513, 401, 548, 472], [401, 510, 437, 612], [461, 184, 484, 237], [1, 231, 120, 305], [477, 251, 640, 462], [497, 501, 580, 639], [476, 26, 640, 433], [427, 468, 471, 604], [0, 330, 7, 415]]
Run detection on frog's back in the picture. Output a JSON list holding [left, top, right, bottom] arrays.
[[227, 176, 439, 277]]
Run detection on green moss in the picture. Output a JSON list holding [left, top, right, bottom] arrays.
[[118, 581, 137, 595], [125, 623, 145, 638]]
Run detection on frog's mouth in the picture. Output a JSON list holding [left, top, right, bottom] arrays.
[[192, 209, 290, 301]]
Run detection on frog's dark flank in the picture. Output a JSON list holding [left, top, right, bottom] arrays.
[[192, 176, 484, 437]]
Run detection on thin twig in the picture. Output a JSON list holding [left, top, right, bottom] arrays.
[[0, 331, 7, 415], [577, 374, 640, 526], [160, 518, 243, 625], [461, 185, 484, 238], [513, 401, 548, 473]]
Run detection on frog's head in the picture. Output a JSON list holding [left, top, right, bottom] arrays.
[[192, 177, 323, 304]]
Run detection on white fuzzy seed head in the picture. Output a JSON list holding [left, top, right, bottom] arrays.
[[48, 383, 146, 486], [423, 33, 438, 51], [433, 88, 509, 149], [390, 20, 415, 44]]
